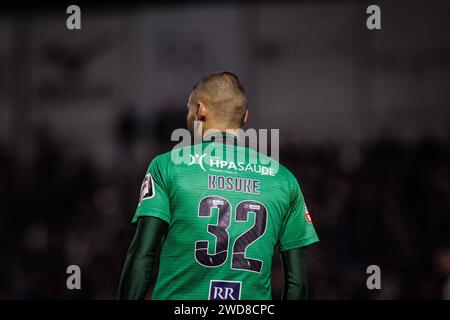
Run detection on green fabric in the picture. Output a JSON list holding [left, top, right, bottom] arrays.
[[131, 133, 319, 299], [281, 247, 308, 300], [118, 217, 168, 300]]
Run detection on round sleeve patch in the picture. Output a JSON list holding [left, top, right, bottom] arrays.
[[139, 173, 155, 204]]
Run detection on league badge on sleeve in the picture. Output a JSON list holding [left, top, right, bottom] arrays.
[[139, 173, 155, 205], [305, 204, 313, 224]]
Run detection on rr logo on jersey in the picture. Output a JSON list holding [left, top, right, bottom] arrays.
[[139, 173, 154, 204], [209, 280, 241, 300]]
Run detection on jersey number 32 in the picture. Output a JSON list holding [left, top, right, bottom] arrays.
[[194, 196, 267, 273]]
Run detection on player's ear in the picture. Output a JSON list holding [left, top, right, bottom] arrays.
[[242, 110, 249, 126], [196, 101, 207, 122]]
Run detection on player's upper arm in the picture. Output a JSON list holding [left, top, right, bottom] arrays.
[[278, 173, 319, 252], [132, 154, 171, 224]]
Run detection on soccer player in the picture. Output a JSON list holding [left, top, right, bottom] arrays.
[[118, 72, 319, 300]]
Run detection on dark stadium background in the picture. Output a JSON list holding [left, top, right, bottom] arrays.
[[0, 0, 449, 299]]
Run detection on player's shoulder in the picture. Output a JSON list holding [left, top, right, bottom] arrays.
[[268, 160, 302, 204], [249, 147, 296, 180], [151, 149, 173, 162], [148, 143, 199, 167], [146, 150, 168, 166], [274, 162, 299, 192], [144, 150, 173, 174]]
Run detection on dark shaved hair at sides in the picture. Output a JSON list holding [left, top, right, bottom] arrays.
[[191, 71, 248, 127]]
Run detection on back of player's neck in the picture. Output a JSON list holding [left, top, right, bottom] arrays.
[[202, 128, 240, 138]]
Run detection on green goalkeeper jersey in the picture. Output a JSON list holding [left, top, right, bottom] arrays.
[[132, 133, 319, 300]]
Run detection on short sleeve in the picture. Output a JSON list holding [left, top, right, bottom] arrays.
[[132, 155, 171, 224], [278, 176, 319, 252]]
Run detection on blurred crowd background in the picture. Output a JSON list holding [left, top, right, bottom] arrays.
[[0, 0, 449, 299]]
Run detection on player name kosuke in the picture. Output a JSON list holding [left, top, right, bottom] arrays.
[[208, 174, 260, 195]]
